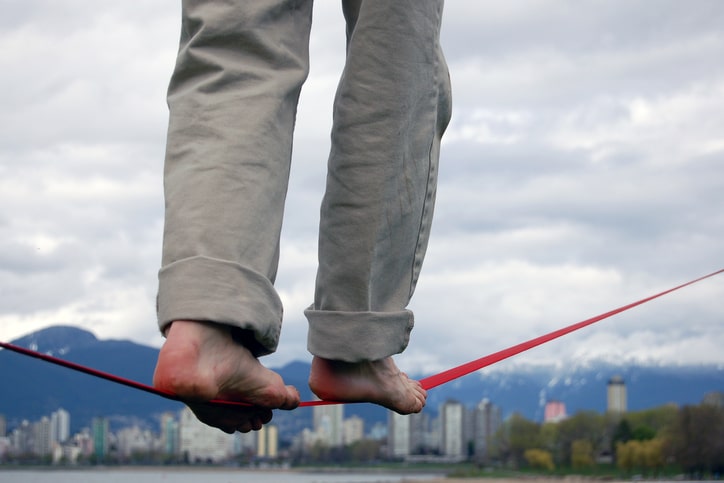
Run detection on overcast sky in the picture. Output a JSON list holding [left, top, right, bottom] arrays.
[[2, 1, 723, 377]]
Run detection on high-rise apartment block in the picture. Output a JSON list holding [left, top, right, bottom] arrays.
[[473, 398, 501, 463], [33, 416, 52, 456], [160, 411, 179, 455], [50, 408, 70, 444], [91, 417, 109, 461], [440, 400, 465, 459], [387, 412, 411, 458], [256, 424, 278, 458], [607, 375, 627, 414]]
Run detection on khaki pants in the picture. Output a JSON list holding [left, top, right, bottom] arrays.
[[157, 0, 451, 362]]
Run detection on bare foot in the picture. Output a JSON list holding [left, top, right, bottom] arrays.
[[153, 320, 300, 433], [308, 356, 426, 415]]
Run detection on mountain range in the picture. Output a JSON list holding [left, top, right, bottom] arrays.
[[1, 325, 721, 438]]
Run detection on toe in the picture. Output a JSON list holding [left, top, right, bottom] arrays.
[[280, 385, 301, 410]]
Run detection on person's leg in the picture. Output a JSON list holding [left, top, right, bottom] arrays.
[[306, 0, 452, 414], [153, 0, 313, 432]]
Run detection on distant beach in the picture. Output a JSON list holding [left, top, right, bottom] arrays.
[[404, 479, 628, 483], [403, 479, 715, 483]]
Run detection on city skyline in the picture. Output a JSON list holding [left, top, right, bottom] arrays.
[[5, 375, 710, 465]]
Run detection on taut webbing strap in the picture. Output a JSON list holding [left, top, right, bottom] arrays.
[[418, 268, 724, 390]]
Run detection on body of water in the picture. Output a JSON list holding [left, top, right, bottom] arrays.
[[0, 468, 443, 483]]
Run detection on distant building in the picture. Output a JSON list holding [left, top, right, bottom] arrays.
[[313, 403, 344, 447], [116, 426, 154, 458], [388, 410, 437, 458], [440, 400, 465, 459], [178, 407, 234, 463], [235, 430, 257, 456], [544, 400, 567, 423], [473, 399, 502, 463], [702, 391, 724, 408], [343, 416, 364, 445], [387, 412, 410, 458], [33, 416, 52, 456], [50, 408, 70, 444], [0, 436, 10, 459], [0, 414, 6, 437], [256, 424, 278, 459], [53, 440, 82, 465], [607, 375, 627, 414], [367, 421, 387, 441], [12, 420, 32, 454], [74, 428, 94, 457], [91, 417, 109, 461], [409, 412, 434, 454], [160, 412, 179, 456]]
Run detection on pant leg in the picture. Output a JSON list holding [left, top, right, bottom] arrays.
[[157, 0, 313, 356], [305, 0, 452, 362]]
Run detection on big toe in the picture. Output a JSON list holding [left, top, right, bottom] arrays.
[[280, 385, 301, 410]]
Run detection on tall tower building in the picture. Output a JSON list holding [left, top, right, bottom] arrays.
[[388, 411, 431, 457], [257, 424, 278, 458], [50, 408, 70, 444], [441, 400, 464, 459], [91, 417, 109, 461], [473, 399, 501, 463], [33, 416, 52, 456], [160, 412, 179, 456], [607, 375, 627, 414], [409, 412, 432, 455], [387, 412, 411, 458]]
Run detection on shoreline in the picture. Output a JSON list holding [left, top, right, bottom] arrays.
[[404, 479, 629, 483], [1, 468, 714, 483]]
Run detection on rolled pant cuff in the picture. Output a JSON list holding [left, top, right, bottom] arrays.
[[157, 256, 282, 356], [305, 308, 414, 362]]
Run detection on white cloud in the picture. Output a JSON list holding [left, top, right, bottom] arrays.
[[1, 1, 723, 377]]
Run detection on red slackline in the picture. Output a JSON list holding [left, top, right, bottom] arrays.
[[418, 267, 723, 391], [1, 268, 722, 409]]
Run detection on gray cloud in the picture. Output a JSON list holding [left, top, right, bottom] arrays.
[[2, 1, 723, 375]]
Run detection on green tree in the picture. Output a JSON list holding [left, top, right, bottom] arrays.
[[671, 404, 724, 475], [612, 418, 632, 444], [570, 439, 595, 469], [308, 441, 329, 462], [495, 413, 541, 468], [642, 438, 665, 476], [539, 422, 558, 454], [556, 411, 605, 466], [616, 440, 642, 473], [524, 448, 554, 470], [610, 417, 632, 462], [348, 439, 381, 463], [631, 424, 656, 441], [627, 405, 678, 434], [617, 438, 665, 476]]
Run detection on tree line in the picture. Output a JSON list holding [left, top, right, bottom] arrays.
[[487, 399, 723, 477]]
